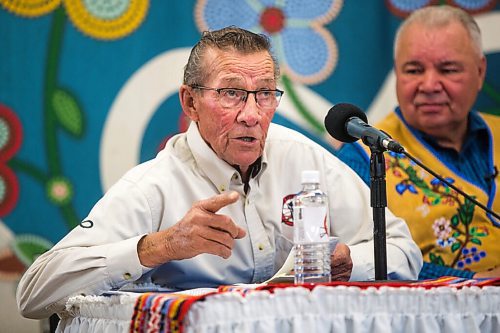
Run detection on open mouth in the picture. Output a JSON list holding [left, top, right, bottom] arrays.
[[237, 136, 256, 142]]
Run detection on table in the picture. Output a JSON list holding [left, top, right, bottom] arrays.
[[56, 279, 500, 333]]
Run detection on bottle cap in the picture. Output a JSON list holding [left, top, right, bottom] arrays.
[[301, 170, 320, 184]]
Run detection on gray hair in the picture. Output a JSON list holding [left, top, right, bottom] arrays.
[[183, 26, 280, 86], [394, 5, 483, 59]]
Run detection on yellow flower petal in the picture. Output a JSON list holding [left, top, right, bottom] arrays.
[[0, 0, 61, 18], [63, 0, 149, 40]]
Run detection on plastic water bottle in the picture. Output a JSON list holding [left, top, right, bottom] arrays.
[[293, 170, 331, 284]]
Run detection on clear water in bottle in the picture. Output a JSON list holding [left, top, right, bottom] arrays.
[[293, 170, 331, 284]]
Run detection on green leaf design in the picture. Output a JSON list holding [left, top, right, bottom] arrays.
[[451, 215, 459, 227], [422, 189, 440, 201], [463, 198, 476, 225], [10, 234, 54, 266], [429, 252, 445, 265], [52, 88, 85, 137], [456, 198, 475, 226], [458, 207, 466, 225], [470, 238, 482, 245], [452, 231, 460, 238], [451, 242, 461, 253], [469, 227, 487, 238], [405, 166, 430, 190]]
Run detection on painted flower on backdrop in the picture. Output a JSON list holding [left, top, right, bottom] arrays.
[[432, 217, 457, 248], [0, 104, 22, 217], [0, 0, 149, 40], [386, 0, 497, 18], [195, 0, 343, 84], [433, 217, 452, 240]]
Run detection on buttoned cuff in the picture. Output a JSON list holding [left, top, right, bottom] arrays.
[[106, 234, 150, 288]]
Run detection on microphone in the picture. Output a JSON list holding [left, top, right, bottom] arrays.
[[324, 103, 404, 153]]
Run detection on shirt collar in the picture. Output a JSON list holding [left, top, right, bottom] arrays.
[[186, 122, 267, 193], [395, 107, 488, 152]]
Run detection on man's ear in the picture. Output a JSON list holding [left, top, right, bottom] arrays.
[[477, 56, 487, 91], [179, 85, 199, 122]]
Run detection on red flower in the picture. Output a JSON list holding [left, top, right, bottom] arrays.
[[0, 104, 23, 216]]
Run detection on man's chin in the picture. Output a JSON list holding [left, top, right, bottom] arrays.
[[228, 154, 261, 169], [413, 111, 449, 126], [415, 120, 450, 135]]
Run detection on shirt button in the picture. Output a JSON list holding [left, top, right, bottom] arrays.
[[219, 185, 226, 192], [258, 244, 264, 251], [123, 272, 132, 280]]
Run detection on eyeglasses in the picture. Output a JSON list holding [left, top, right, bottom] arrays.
[[190, 85, 284, 109]]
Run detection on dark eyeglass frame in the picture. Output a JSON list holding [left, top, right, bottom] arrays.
[[190, 85, 284, 109]]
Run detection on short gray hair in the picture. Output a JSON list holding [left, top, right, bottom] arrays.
[[183, 26, 280, 86], [394, 5, 483, 59]]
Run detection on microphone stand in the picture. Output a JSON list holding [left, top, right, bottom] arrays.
[[368, 142, 388, 280]]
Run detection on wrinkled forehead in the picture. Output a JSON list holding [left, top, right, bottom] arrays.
[[202, 48, 277, 85]]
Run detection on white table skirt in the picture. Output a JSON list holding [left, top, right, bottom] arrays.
[[57, 285, 500, 333]]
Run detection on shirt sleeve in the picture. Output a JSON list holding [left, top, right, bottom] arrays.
[[335, 143, 371, 186], [16, 179, 154, 319]]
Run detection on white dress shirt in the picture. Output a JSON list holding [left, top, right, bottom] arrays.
[[17, 122, 422, 319]]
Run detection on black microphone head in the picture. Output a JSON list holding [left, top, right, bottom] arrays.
[[324, 103, 368, 143]]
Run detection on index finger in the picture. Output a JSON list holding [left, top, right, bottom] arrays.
[[198, 191, 240, 213]]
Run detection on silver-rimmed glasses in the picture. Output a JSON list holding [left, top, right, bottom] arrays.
[[191, 85, 284, 109]]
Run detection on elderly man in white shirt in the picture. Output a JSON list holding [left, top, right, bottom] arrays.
[[17, 26, 422, 319]]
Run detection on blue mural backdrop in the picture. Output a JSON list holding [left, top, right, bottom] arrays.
[[0, 0, 499, 280]]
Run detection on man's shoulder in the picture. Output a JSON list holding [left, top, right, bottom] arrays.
[[375, 110, 401, 131], [122, 133, 191, 183]]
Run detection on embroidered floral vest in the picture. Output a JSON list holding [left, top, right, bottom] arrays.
[[362, 111, 500, 272]]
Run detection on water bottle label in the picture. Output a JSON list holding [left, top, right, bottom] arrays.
[[293, 206, 329, 243]]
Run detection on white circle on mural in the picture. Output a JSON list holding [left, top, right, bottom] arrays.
[[100, 48, 191, 191]]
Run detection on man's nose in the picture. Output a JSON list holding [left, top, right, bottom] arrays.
[[237, 93, 261, 126], [419, 70, 443, 92]]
